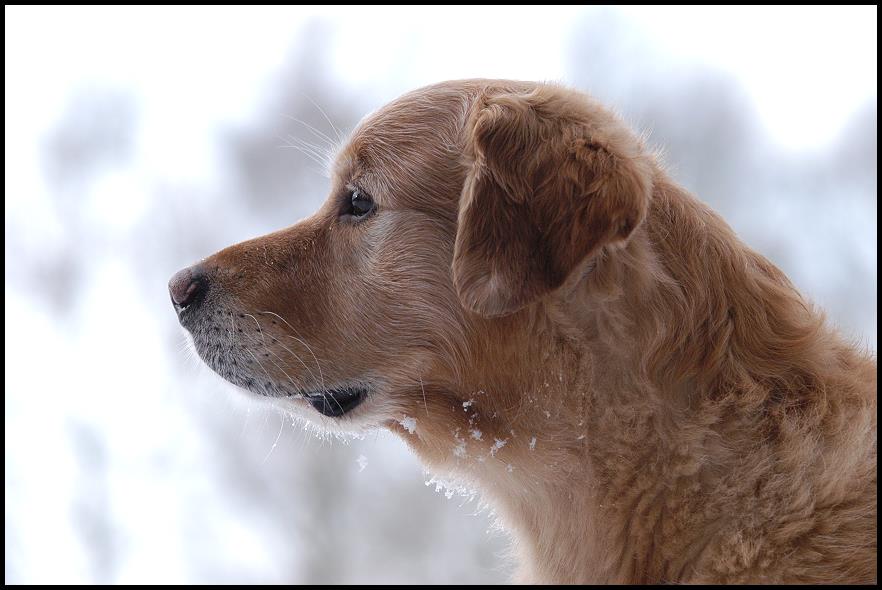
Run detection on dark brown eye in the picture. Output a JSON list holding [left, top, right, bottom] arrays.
[[344, 189, 375, 219]]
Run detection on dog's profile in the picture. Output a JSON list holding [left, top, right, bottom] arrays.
[[169, 80, 876, 584]]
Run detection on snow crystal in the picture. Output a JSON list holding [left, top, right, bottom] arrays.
[[462, 400, 474, 410], [506, 464, 514, 473], [399, 416, 417, 434], [356, 455, 368, 472], [426, 478, 446, 495], [490, 438, 508, 457], [529, 436, 537, 451], [424, 475, 480, 505], [469, 429, 483, 440]]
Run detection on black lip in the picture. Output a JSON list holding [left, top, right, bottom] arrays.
[[306, 386, 367, 417]]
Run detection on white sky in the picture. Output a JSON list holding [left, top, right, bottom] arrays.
[[5, 5, 877, 155]]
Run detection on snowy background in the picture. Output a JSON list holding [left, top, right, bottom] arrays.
[[5, 6, 876, 584]]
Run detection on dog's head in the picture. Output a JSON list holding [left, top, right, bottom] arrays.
[[169, 80, 653, 438]]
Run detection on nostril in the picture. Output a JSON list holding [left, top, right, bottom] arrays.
[[169, 265, 207, 309]]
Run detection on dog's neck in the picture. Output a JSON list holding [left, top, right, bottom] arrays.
[[399, 173, 838, 583], [404, 306, 680, 583], [391, 185, 686, 583], [398, 279, 682, 581]]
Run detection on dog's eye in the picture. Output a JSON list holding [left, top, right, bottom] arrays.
[[343, 189, 376, 219]]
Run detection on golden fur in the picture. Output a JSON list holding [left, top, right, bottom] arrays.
[[181, 80, 877, 583]]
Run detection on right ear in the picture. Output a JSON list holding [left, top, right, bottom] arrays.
[[452, 85, 653, 317]]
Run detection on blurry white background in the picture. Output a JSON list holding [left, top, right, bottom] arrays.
[[5, 6, 876, 584]]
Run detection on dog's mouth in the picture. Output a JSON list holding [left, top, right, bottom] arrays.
[[303, 386, 368, 417]]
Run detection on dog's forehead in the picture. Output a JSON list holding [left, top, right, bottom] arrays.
[[340, 79, 537, 163], [352, 85, 472, 157], [330, 82, 481, 207]]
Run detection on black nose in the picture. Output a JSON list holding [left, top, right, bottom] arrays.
[[168, 265, 207, 312]]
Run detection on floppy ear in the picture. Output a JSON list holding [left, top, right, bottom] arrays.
[[452, 85, 654, 317]]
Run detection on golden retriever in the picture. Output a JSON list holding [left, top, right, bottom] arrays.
[[169, 79, 877, 584]]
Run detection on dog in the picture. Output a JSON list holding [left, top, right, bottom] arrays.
[[169, 80, 877, 584]]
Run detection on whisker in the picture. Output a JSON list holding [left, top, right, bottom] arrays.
[[258, 310, 326, 392], [177, 334, 193, 353], [262, 347, 300, 392], [246, 312, 321, 386], [287, 333, 326, 392], [279, 136, 331, 170], [300, 93, 346, 144], [282, 133, 331, 160], [316, 391, 346, 417], [271, 338, 320, 388], [283, 113, 339, 149], [246, 348, 276, 395], [262, 409, 286, 463], [282, 132, 333, 163], [243, 313, 309, 395], [244, 312, 268, 346], [278, 135, 332, 171]]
